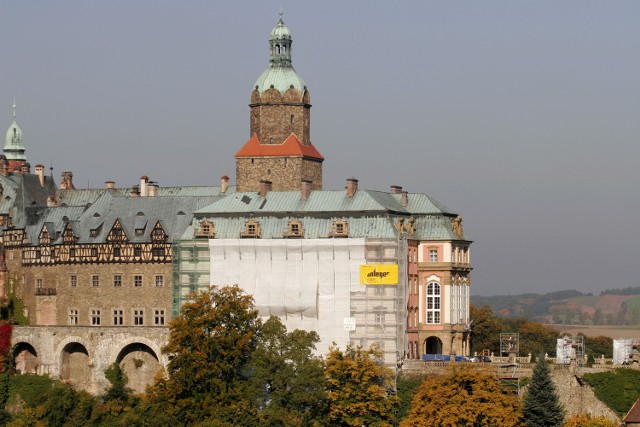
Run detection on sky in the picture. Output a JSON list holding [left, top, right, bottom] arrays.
[[2, 2, 639, 296]]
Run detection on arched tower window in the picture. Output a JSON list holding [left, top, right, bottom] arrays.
[[426, 282, 441, 324]]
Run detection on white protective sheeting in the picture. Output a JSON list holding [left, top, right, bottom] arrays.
[[555, 338, 573, 364], [613, 338, 637, 365], [209, 238, 366, 355]]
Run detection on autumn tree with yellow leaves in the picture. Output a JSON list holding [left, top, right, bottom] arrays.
[[401, 364, 524, 427]]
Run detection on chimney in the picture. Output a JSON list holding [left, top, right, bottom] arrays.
[[148, 181, 159, 197], [346, 178, 359, 197], [401, 191, 409, 208], [105, 180, 115, 189], [220, 175, 229, 193], [130, 184, 140, 197], [140, 175, 149, 197], [60, 171, 75, 190], [35, 164, 45, 187], [20, 162, 30, 174], [258, 180, 272, 197], [301, 180, 312, 201], [390, 185, 402, 194], [0, 156, 7, 177], [46, 195, 58, 207]]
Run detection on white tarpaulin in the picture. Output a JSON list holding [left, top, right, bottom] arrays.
[[209, 238, 366, 355]]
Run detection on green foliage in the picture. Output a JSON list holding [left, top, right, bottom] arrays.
[[401, 364, 523, 427], [35, 382, 94, 427], [582, 369, 640, 417], [0, 287, 28, 325], [522, 358, 564, 427], [325, 344, 399, 427], [248, 316, 327, 426], [146, 285, 261, 425], [0, 357, 12, 426], [601, 286, 640, 296], [8, 374, 55, 409], [103, 363, 132, 403], [395, 373, 425, 422]]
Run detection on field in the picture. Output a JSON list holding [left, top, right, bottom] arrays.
[[548, 324, 640, 339]]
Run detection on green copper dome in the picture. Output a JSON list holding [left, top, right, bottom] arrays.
[[254, 15, 306, 95], [4, 102, 26, 161]]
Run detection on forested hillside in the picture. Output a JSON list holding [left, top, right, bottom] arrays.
[[471, 286, 640, 325]]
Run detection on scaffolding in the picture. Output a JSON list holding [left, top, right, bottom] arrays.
[[173, 237, 407, 367], [556, 335, 586, 366], [613, 338, 640, 365], [500, 333, 519, 357]]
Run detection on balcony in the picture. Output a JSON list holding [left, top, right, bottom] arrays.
[[35, 288, 57, 296]]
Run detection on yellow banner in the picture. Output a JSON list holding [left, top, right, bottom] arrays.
[[360, 264, 398, 285]]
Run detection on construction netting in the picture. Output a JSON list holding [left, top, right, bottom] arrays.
[[206, 238, 407, 366]]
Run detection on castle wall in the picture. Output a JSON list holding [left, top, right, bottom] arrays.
[[12, 326, 169, 394]]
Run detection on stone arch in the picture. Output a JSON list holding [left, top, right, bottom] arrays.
[[261, 88, 283, 103], [250, 89, 261, 104], [59, 340, 91, 389], [302, 89, 311, 104], [13, 342, 39, 374], [424, 336, 443, 355], [113, 340, 162, 394]]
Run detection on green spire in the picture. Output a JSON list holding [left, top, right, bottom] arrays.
[[254, 14, 306, 95], [4, 100, 27, 161]]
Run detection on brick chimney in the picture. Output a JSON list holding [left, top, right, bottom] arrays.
[[301, 180, 312, 201], [140, 175, 149, 197], [105, 180, 115, 189], [20, 162, 30, 174], [46, 195, 58, 207], [130, 184, 140, 197], [390, 185, 402, 194], [35, 164, 45, 187], [148, 181, 159, 197], [60, 171, 75, 190], [221, 176, 229, 193], [258, 180, 272, 197], [401, 191, 409, 208], [346, 178, 359, 197]]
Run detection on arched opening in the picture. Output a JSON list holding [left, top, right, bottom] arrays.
[[424, 336, 443, 355], [14, 342, 39, 374], [60, 342, 90, 389], [115, 343, 161, 393]]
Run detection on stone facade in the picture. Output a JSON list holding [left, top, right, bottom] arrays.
[[249, 87, 311, 146], [12, 326, 169, 394], [235, 156, 322, 192]]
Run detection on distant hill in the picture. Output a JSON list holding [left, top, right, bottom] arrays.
[[471, 287, 640, 325]]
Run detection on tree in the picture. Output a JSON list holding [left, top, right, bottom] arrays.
[[248, 316, 328, 426], [102, 363, 132, 403], [146, 285, 262, 425], [563, 414, 618, 427], [325, 344, 399, 427], [469, 305, 502, 354], [400, 364, 523, 427], [522, 358, 564, 427]]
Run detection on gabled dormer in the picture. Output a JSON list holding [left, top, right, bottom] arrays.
[[38, 224, 53, 245], [62, 222, 78, 244], [106, 219, 129, 242], [150, 221, 167, 242]]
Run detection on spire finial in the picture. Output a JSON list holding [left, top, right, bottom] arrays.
[[12, 98, 16, 120], [279, 5, 283, 22]]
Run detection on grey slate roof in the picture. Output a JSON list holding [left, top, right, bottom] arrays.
[[24, 191, 225, 246], [195, 189, 456, 216]]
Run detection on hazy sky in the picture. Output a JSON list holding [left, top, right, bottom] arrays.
[[2, 2, 639, 296]]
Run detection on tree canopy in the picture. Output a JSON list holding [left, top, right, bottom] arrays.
[[400, 364, 523, 427], [522, 357, 564, 427]]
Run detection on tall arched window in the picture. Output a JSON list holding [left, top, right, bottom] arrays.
[[426, 282, 441, 324]]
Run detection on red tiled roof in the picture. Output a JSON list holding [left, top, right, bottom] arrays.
[[235, 133, 324, 160], [624, 398, 640, 422]]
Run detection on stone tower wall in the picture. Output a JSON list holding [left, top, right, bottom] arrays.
[[236, 157, 322, 192], [249, 87, 311, 145]]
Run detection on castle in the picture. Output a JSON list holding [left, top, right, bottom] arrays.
[[1, 16, 472, 393]]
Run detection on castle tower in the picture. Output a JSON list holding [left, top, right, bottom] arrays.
[[235, 14, 324, 192], [4, 101, 27, 173]]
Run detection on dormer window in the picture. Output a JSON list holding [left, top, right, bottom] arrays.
[[194, 220, 215, 238], [285, 220, 303, 238], [151, 222, 167, 242], [241, 220, 261, 238], [329, 219, 349, 237]]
